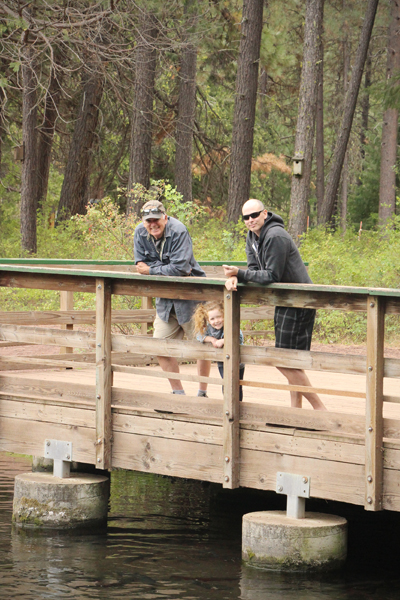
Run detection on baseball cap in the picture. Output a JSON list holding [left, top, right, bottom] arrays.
[[141, 200, 166, 220]]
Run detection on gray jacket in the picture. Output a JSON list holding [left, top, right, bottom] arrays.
[[134, 216, 205, 324], [237, 212, 312, 285]]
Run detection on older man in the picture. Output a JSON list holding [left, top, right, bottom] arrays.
[[223, 199, 326, 411], [134, 199, 210, 396]]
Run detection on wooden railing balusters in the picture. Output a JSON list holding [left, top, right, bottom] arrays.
[[365, 295, 385, 510], [95, 278, 112, 470], [223, 290, 241, 489]]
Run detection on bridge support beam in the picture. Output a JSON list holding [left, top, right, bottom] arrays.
[[12, 472, 109, 529], [242, 511, 347, 571]]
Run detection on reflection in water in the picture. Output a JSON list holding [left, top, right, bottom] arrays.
[[1, 453, 400, 599]]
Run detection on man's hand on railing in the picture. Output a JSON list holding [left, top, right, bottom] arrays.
[[223, 264, 239, 277], [225, 276, 238, 291], [136, 262, 150, 275]]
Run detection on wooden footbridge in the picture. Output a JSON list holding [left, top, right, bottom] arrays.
[[1, 259, 400, 513]]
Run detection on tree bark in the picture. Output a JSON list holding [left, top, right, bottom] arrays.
[[20, 46, 38, 254], [175, 2, 198, 204], [227, 0, 264, 223], [341, 17, 351, 232], [360, 50, 372, 162], [36, 64, 62, 211], [288, 0, 323, 242], [57, 68, 104, 221], [127, 10, 158, 215], [315, 8, 325, 218], [379, 0, 400, 228], [318, 0, 379, 225]]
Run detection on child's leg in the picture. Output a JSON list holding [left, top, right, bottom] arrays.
[[239, 366, 245, 402]]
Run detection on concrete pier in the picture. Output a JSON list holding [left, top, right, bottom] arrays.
[[242, 511, 347, 571], [13, 472, 109, 529]]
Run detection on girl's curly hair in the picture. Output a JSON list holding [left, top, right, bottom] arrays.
[[193, 301, 224, 335]]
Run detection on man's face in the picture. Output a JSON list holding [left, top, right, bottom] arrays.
[[142, 214, 168, 240], [242, 203, 267, 236]]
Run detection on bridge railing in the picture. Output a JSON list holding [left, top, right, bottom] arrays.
[[0, 260, 400, 512]]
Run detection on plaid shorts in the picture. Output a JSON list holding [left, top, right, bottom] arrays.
[[274, 306, 316, 351]]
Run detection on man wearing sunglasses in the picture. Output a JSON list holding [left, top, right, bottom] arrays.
[[223, 199, 326, 411], [134, 199, 211, 396]]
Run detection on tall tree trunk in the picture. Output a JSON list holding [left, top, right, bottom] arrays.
[[57, 68, 104, 221], [360, 50, 372, 162], [379, 0, 400, 229], [20, 46, 38, 254], [36, 64, 62, 211], [258, 66, 269, 121], [315, 7, 325, 218], [288, 0, 323, 242], [318, 0, 379, 225], [227, 0, 264, 223], [127, 10, 158, 215], [341, 19, 351, 232], [175, 2, 198, 204]]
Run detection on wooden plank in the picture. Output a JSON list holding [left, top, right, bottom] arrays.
[[0, 324, 96, 349], [111, 334, 223, 361], [0, 391, 94, 410], [240, 288, 367, 312], [240, 345, 367, 374], [0, 271, 96, 293], [112, 387, 223, 420], [112, 430, 223, 482], [141, 296, 153, 334], [239, 448, 365, 505], [0, 374, 95, 403], [365, 295, 385, 510], [383, 467, 400, 511], [0, 415, 96, 463], [0, 397, 95, 428], [112, 412, 222, 445], [111, 364, 221, 385], [241, 306, 275, 320], [0, 356, 96, 370], [240, 401, 365, 436], [223, 290, 241, 489], [241, 379, 366, 398], [0, 309, 156, 326], [95, 278, 112, 470], [60, 290, 74, 354], [240, 428, 365, 465], [112, 278, 223, 302]]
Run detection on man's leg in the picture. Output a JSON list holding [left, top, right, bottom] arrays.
[[277, 367, 327, 411], [154, 313, 185, 392], [157, 355, 184, 391], [198, 360, 211, 393]]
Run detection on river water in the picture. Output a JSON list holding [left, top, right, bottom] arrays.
[[1, 452, 400, 599]]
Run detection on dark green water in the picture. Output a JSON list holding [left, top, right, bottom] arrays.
[[1, 452, 400, 599]]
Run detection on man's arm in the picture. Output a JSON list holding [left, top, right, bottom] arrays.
[[148, 230, 195, 277], [237, 236, 290, 285]]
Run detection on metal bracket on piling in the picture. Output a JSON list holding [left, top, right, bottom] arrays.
[[44, 439, 73, 478], [276, 472, 311, 519]]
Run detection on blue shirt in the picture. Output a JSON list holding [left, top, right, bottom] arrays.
[[134, 216, 205, 325]]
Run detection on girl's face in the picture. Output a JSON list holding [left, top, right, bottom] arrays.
[[208, 308, 224, 330]]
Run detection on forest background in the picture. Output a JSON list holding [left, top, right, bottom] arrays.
[[0, 0, 400, 343]]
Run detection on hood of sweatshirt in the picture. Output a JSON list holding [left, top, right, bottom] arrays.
[[247, 212, 285, 244]]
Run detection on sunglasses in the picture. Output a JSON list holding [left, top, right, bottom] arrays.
[[142, 208, 164, 216], [242, 210, 262, 221]]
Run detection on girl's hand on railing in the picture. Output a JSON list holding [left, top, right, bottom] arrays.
[[211, 338, 224, 348]]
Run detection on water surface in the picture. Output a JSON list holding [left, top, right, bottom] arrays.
[[1, 453, 400, 599]]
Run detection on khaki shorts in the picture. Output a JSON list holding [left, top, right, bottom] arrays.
[[153, 312, 195, 341]]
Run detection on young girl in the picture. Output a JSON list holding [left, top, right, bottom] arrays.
[[193, 301, 245, 401]]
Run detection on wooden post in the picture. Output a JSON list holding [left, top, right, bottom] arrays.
[[59, 291, 74, 354], [365, 295, 385, 510], [96, 278, 112, 470], [141, 295, 153, 335], [223, 290, 241, 489]]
